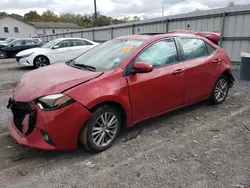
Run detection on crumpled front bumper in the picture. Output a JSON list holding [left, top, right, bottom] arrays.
[[8, 99, 92, 150]]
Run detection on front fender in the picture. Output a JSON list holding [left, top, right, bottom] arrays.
[[64, 70, 134, 127], [26, 53, 37, 65]]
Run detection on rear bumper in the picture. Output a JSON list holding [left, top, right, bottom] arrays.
[[8, 101, 92, 150]]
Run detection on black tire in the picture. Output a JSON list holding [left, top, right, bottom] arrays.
[[79, 105, 121, 153], [0, 50, 7, 59], [210, 75, 229, 105], [33, 55, 50, 68]]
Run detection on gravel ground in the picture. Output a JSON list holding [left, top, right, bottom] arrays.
[[0, 59, 249, 188]]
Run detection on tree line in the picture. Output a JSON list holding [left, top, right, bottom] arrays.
[[0, 10, 141, 28]]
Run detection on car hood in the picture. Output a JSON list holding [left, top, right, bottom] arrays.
[[0, 41, 7, 45], [12, 63, 103, 102], [16, 47, 49, 56], [0, 43, 7, 47]]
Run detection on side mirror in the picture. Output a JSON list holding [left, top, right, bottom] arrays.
[[10, 44, 14, 47], [131, 61, 153, 74], [53, 45, 59, 49]]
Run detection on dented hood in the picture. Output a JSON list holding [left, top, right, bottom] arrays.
[[13, 63, 103, 102]]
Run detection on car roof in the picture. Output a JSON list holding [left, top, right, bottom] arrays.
[[56, 37, 93, 40], [13, 38, 40, 40], [116, 33, 196, 41], [116, 30, 221, 45]]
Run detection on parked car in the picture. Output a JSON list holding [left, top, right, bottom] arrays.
[[15, 38, 99, 68], [7, 30, 234, 152], [0, 37, 17, 45], [0, 38, 43, 59]]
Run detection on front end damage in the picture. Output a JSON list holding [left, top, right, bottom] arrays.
[[7, 98, 92, 150]]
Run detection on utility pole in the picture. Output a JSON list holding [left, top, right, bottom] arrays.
[[162, 6, 164, 17], [94, 0, 98, 27]]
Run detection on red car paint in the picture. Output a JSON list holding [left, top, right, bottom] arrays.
[[9, 102, 92, 150], [8, 30, 233, 150], [13, 63, 103, 102]]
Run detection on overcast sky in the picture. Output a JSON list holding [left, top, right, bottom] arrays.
[[1, 0, 250, 18]]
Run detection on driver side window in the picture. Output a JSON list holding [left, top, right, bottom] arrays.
[[11, 40, 25, 47], [135, 38, 178, 68]]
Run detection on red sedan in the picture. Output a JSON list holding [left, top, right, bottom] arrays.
[[7, 30, 234, 152]]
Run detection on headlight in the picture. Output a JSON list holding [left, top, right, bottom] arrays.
[[25, 52, 34, 57], [17, 52, 34, 58], [36, 94, 75, 110]]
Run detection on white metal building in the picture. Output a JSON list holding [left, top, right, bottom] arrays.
[[30, 22, 82, 36], [0, 16, 36, 39], [0, 16, 82, 39]]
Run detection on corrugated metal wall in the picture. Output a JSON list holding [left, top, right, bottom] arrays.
[[39, 5, 250, 62]]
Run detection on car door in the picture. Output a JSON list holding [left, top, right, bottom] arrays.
[[23, 39, 39, 50], [6, 40, 25, 57], [177, 37, 216, 105], [126, 38, 185, 122], [49, 39, 75, 63]]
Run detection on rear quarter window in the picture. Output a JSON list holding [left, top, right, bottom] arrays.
[[206, 42, 216, 55], [179, 38, 208, 60]]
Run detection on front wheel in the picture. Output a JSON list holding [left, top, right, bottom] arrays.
[[33, 55, 50, 68], [79, 105, 121, 152], [0, 50, 7, 59], [210, 75, 229, 105]]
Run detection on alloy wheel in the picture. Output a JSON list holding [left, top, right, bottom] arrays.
[[92, 112, 118, 147], [214, 78, 228, 102], [0, 51, 7, 59], [35, 56, 48, 67]]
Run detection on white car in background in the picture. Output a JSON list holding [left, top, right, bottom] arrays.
[[15, 38, 99, 68]]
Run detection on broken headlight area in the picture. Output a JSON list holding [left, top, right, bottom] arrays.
[[36, 94, 75, 110], [7, 98, 37, 135]]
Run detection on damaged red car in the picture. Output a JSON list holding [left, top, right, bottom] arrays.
[[7, 30, 234, 152]]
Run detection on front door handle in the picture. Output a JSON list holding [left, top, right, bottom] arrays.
[[212, 58, 221, 64], [173, 68, 185, 75]]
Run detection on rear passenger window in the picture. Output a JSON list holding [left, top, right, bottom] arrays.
[[74, 40, 86, 46], [84, 40, 93, 45], [25, 40, 36, 45], [57, 40, 74, 48], [206, 42, 216, 55], [74, 39, 93, 46], [179, 38, 207, 60]]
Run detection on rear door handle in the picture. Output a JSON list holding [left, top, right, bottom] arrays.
[[213, 58, 221, 64], [173, 68, 185, 75]]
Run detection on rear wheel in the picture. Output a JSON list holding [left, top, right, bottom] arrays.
[[210, 75, 229, 105], [34, 55, 50, 68], [0, 51, 7, 59], [79, 105, 121, 152]]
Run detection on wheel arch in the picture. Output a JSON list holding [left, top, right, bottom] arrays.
[[33, 54, 50, 66], [89, 100, 128, 129], [221, 69, 235, 88]]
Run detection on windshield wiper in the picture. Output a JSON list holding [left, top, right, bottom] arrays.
[[73, 63, 96, 71], [66, 58, 96, 71]]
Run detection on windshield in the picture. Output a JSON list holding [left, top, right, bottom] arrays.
[[72, 39, 145, 71], [4, 38, 15, 44], [42, 38, 61, 48]]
